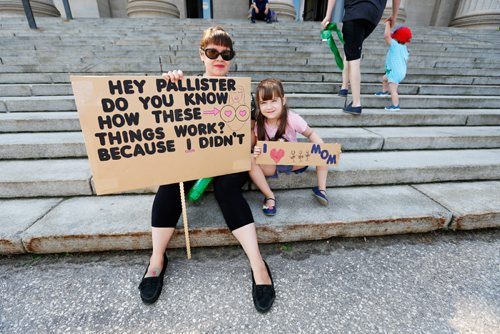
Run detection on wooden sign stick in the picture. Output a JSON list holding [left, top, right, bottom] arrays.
[[179, 182, 192, 259]]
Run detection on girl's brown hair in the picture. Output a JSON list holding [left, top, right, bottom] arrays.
[[200, 26, 234, 51], [256, 79, 289, 141]]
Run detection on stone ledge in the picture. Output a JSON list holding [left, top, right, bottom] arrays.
[[0, 198, 62, 254], [414, 181, 500, 230], [18, 186, 452, 254]]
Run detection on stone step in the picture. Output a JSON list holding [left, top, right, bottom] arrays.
[[3, 71, 499, 86], [284, 83, 500, 96], [0, 159, 93, 198], [3, 62, 500, 78], [0, 112, 80, 132], [265, 148, 500, 190], [0, 83, 73, 97], [2, 20, 498, 45], [2, 126, 500, 159], [1, 109, 499, 133], [41, 29, 499, 41], [3, 40, 499, 57], [6, 53, 500, 70], [2, 94, 499, 113], [2, 82, 499, 97], [3, 31, 498, 49], [0, 16, 491, 30], [0, 96, 76, 112], [0, 132, 86, 159], [1, 149, 499, 198], [4, 57, 500, 75], [2, 181, 499, 254], [312, 126, 500, 151], [296, 108, 500, 127], [287, 94, 500, 109], [5, 47, 500, 63]]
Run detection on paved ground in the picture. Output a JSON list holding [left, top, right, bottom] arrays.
[[1, 230, 499, 334]]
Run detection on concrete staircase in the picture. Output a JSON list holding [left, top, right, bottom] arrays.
[[1, 18, 500, 254]]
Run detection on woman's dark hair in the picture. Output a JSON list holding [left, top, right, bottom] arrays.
[[255, 78, 289, 141], [200, 26, 234, 51]]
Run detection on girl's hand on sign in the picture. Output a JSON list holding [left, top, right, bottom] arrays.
[[253, 145, 261, 158], [162, 70, 184, 82]]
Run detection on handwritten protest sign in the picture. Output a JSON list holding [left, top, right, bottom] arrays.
[[71, 76, 252, 195], [255, 141, 341, 166]]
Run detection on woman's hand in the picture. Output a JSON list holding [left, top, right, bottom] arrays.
[[385, 16, 396, 28], [162, 70, 184, 82], [253, 145, 261, 158], [321, 18, 330, 30]]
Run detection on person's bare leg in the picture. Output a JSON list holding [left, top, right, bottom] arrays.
[[146, 227, 175, 277], [349, 58, 362, 106], [341, 56, 350, 90], [389, 82, 399, 106], [232, 223, 272, 285], [382, 75, 389, 92], [249, 158, 277, 208], [316, 165, 328, 190]]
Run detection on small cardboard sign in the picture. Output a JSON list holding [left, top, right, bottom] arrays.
[[255, 141, 341, 166], [71, 75, 252, 195]]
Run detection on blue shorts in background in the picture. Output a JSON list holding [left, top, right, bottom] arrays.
[[268, 165, 308, 179]]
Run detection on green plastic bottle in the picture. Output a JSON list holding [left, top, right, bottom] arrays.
[[188, 178, 213, 202]]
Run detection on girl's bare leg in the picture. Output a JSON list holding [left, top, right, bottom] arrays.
[[382, 75, 389, 92], [389, 82, 399, 106], [249, 158, 277, 208]]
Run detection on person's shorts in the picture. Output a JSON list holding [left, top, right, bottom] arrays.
[[268, 165, 308, 179], [386, 68, 406, 84], [342, 19, 377, 61]]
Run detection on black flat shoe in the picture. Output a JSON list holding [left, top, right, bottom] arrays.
[[251, 260, 275, 313], [138, 253, 168, 304]]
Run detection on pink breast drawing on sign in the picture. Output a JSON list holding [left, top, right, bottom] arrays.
[[220, 105, 236, 122], [270, 148, 285, 164], [236, 105, 250, 121]]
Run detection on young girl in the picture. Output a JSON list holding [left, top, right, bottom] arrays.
[[250, 79, 329, 216], [375, 21, 412, 111]]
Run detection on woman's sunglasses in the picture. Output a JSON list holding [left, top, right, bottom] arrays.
[[201, 48, 235, 61]]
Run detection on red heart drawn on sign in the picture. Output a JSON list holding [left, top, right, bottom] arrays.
[[270, 148, 285, 164]]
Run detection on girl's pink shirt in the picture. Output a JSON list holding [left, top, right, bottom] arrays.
[[254, 111, 308, 142]]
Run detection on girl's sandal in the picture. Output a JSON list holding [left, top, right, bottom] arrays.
[[262, 197, 277, 216]]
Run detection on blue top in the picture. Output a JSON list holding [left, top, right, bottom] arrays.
[[253, 0, 269, 12], [386, 39, 409, 77]]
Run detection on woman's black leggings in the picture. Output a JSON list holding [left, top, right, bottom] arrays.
[[342, 19, 377, 61], [151, 172, 254, 231]]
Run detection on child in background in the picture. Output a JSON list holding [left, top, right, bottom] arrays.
[[375, 21, 412, 111], [250, 79, 329, 216]]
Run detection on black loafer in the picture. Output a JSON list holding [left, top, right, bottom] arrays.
[[342, 102, 362, 115], [138, 253, 168, 304], [251, 260, 276, 313]]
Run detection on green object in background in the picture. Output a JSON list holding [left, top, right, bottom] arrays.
[[321, 23, 345, 70], [188, 177, 213, 202]]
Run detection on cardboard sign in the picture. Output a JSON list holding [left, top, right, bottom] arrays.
[[255, 141, 341, 166], [71, 76, 252, 195]]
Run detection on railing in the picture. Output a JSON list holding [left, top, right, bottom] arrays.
[[62, 0, 73, 20], [22, 0, 73, 29], [21, 0, 37, 29]]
